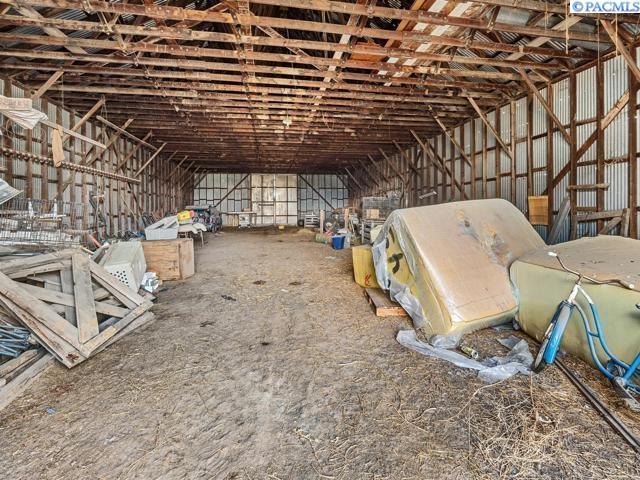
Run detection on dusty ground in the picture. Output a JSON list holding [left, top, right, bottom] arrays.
[[1, 228, 639, 479]]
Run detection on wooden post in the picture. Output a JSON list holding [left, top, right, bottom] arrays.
[[546, 84, 555, 232], [482, 119, 487, 199], [470, 119, 476, 199], [510, 100, 517, 204], [526, 93, 534, 199], [629, 46, 638, 238], [596, 58, 605, 234], [569, 71, 578, 239], [495, 108, 501, 199]]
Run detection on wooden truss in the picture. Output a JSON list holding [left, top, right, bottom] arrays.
[[0, 0, 630, 172]]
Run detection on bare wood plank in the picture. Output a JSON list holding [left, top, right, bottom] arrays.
[[344, 167, 363, 190], [0, 249, 76, 275], [79, 300, 153, 356], [71, 254, 99, 344], [59, 268, 76, 326], [578, 209, 625, 222], [133, 143, 167, 177], [17, 281, 129, 318], [599, 216, 622, 235], [432, 116, 473, 167], [88, 261, 145, 308], [601, 20, 640, 84], [96, 115, 158, 150], [367, 154, 390, 183], [63, 97, 105, 144], [364, 288, 407, 317], [115, 131, 153, 173], [547, 196, 571, 245], [0, 270, 81, 348], [40, 119, 105, 149], [90, 311, 155, 357], [30, 70, 63, 100], [621, 207, 631, 237], [0, 352, 54, 411], [466, 95, 515, 161], [567, 183, 610, 191], [5, 262, 70, 280], [518, 68, 571, 144], [167, 155, 189, 179], [544, 90, 629, 195], [0, 349, 39, 378]]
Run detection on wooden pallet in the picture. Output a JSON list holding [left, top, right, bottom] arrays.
[[364, 288, 408, 317]]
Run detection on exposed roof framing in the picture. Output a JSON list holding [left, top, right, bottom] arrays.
[[0, 0, 627, 172]]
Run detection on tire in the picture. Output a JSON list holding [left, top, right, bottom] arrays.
[[533, 334, 551, 373], [533, 303, 572, 374]]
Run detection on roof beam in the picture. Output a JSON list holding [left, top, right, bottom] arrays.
[[9, 2, 87, 55], [0, 15, 566, 73], [0, 33, 557, 81], [517, 68, 571, 144], [3, 1, 596, 58], [601, 20, 640, 84], [466, 95, 515, 162], [0, 49, 514, 93], [30, 69, 63, 100]]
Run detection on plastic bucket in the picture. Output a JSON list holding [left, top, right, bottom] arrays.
[[331, 235, 346, 250]]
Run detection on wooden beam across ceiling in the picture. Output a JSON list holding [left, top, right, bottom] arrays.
[[0, 0, 614, 171]]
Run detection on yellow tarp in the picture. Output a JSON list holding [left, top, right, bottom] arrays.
[[373, 199, 545, 335], [352, 245, 379, 288]]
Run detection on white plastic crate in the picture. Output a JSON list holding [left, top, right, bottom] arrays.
[[99, 241, 147, 291], [145, 216, 179, 240]]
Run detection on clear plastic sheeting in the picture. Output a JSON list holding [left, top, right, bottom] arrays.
[[396, 330, 533, 384], [372, 199, 545, 336], [141, 272, 160, 293], [0, 178, 21, 206]]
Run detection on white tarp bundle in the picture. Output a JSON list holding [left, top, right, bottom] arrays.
[[0, 96, 47, 130]]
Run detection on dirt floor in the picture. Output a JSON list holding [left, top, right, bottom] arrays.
[[1, 228, 640, 479]]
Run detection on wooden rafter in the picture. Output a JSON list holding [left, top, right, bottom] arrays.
[[466, 95, 514, 162], [518, 69, 571, 144], [0, 0, 622, 172]]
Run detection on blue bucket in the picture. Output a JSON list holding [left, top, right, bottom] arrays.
[[331, 235, 346, 250]]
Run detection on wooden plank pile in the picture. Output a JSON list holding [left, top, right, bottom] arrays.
[[0, 249, 155, 368], [0, 348, 54, 410]]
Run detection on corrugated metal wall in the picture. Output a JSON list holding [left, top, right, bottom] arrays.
[[193, 173, 348, 224], [418, 52, 639, 242], [0, 77, 182, 237]]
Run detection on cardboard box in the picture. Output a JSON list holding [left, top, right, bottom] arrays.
[[141, 238, 194, 280], [527, 195, 549, 226], [365, 208, 380, 219], [352, 245, 380, 288]]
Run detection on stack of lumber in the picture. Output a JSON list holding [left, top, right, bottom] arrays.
[[0, 249, 155, 368]]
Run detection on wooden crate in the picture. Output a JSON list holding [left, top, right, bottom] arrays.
[[365, 288, 408, 317], [528, 195, 549, 226], [141, 238, 195, 280]]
